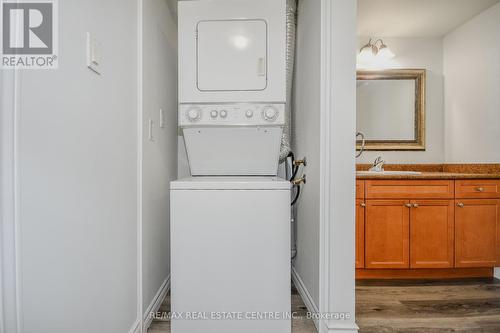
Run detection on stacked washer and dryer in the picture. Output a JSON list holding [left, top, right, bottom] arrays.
[[171, 0, 291, 332]]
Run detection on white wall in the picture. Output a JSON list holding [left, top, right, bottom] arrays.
[[443, 2, 500, 163], [294, 2, 357, 331], [141, 0, 178, 319], [292, 0, 321, 309], [1, 69, 19, 333], [324, 0, 358, 331], [176, 0, 190, 179], [15, 0, 139, 332], [356, 37, 445, 164]]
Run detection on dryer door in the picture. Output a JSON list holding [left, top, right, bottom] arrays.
[[197, 19, 267, 91]]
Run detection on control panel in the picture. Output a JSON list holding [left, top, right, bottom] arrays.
[[178, 103, 285, 127]]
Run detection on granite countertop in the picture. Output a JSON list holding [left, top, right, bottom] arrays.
[[355, 164, 500, 180], [356, 172, 500, 180]]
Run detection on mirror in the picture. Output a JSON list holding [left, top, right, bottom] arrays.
[[356, 69, 426, 151]]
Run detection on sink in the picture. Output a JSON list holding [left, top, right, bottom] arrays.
[[357, 170, 422, 175]]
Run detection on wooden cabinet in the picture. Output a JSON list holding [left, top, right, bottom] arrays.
[[365, 200, 410, 269], [357, 178, 499, 278], [455, 199, 499, 267], [355, 199, 365, 268], [410, 200, 454, 268]]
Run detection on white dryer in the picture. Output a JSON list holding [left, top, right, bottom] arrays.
[[178, 0, 286, 103]]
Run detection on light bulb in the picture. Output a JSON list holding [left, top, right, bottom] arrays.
[[378, 45, 395, 59], [358, 44, 376, 64]]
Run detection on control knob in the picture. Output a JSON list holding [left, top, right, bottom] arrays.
[[220, 110, 228, 118], [187, 107, 201, 122], [210, 110, 218, 118], [245, 110, 254, 118], [262, 105, 279, 121]]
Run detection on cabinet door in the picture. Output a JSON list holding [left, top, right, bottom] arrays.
[[455, 199, 499, 267], [355, 200, 365, 268], [356, 180, 365, 199], [365, 200, 410, 269], [410, 200, 454, 268]]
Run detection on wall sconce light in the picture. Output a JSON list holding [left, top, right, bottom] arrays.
[[358, 38, 395, 65]]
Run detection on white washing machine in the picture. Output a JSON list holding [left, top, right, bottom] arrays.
[[170, 177, 291, 333], [178, 0, 286, 103]]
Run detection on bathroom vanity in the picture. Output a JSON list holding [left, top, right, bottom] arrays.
[[355, 165, 500, 279]]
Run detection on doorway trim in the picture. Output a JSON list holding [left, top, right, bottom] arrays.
[[318, 0, 358, 332], [135, 0, 144, 332], [1, 70, 22, 333]]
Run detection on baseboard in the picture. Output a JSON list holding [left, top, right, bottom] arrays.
[[129, 319, 141, 333], [143, 275, 171, 331], [291, 266, 319, 331], [356, 268, 493, 280], [323, 323, 359, 333]]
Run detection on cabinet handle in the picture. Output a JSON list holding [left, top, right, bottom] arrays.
[[257, 57, 266, 76], [413, 203, 419, 208], [457, 202, 464, 208], [405, 203, 412, 208], [360, 202, 366, 207], [476, 187, 484, 192]]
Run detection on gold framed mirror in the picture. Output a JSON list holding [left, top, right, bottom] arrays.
[[356, 69, 426, 151]]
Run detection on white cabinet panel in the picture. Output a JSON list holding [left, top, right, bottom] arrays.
[[183, 127, 282, 176]]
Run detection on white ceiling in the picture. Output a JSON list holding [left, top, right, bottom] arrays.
[[358, 0, 500, 37]]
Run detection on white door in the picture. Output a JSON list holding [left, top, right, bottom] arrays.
[[197, 19, 267, 91]]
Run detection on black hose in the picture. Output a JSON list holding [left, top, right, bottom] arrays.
[[291, 185, 300, 206], [291, 165, 299, 180], [287, 151, 300, 181], [287, 151, 302, 205]]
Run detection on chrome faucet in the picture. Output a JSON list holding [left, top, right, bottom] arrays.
[[369, 156, 385, 172]]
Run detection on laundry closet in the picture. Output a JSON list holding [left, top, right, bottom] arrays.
[[171, 0, 293, 332]]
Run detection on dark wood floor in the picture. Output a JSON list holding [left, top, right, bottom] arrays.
[[148, 283, 316, 332], [356, 278, 500, 333], [148, 278, 500, 333]]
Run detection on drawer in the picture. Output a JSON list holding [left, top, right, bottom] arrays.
[[366, 180, 455, 199], [356, 180, 365, 199], [455, 180, 500, 199]]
